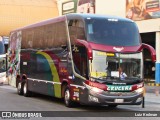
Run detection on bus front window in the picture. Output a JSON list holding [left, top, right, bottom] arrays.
[[90, 50, 143, 81], [85, 18, 141, 46]]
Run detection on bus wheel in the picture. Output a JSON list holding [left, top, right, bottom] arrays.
[[23, 82, 31, 97], [64, 86, 74, 107], [17, 82, 23, 95]]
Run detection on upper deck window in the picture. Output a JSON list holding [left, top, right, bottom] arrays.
[[68, 20, 86, 42], [85, 18, 141, 46]]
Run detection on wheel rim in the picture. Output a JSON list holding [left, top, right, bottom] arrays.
[[64, 89, 70, 105], [23, 83, 27, 94], [18, 83, 21, 93]]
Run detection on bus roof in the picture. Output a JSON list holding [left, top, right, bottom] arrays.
[[66, 13, 134, 23], [11, 15, 66, 33], [11, 13, 134, 33]]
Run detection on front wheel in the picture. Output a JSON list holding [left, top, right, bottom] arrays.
[[64, 86, 75, 107]]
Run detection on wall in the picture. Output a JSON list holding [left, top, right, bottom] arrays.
[[136, 19, 160, 33], [96, 0, 160, 33], [96, 0, 126, 17], [0, 0, 59, 36], [57, 0, 160, 82]]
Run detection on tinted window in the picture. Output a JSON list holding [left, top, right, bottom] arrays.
[[0, 57, 6, 72], [0, 41, 4, 54], [85, 18, 141, 46]]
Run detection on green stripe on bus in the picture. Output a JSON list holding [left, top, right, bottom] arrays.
[[36, 51, 61, 98]]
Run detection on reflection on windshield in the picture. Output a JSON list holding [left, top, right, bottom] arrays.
[[90, 51, 142, 80], [0, 57, 6, 72], [86, 18, 140, 46]]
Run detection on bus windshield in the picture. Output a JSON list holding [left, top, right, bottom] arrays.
[[90, 50, 143, 81], [85, 18, 141, 46]]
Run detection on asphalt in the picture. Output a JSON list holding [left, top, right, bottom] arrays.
[[145, 84, 160, 94]]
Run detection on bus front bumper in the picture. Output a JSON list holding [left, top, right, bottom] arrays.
[[81, 90, 143, 105]]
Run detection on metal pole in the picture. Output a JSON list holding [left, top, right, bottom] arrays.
[[142, 97, 145, 108]]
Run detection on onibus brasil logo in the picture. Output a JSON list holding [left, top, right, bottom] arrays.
[[1, 112, 42, 119]]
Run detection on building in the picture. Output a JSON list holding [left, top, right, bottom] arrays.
[[57, 0, 160, 83], [0, 0, 59, 36], [0, 0, 159, 83]]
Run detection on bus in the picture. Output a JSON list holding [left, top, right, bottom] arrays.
[[8, 13, 156, 107], [0, 36, 7, 84]]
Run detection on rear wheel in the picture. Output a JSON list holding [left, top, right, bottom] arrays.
[[17, 82, 23, 95], [23, 82, 31, 97]]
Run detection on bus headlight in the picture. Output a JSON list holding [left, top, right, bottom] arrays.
[[91, 87, 104, 93], [135, 87, 144, 93], [84, 83, 104, 93]]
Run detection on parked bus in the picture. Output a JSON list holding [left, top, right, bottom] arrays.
[[8, 13, 156, 107], [0, 36, 7, 84]]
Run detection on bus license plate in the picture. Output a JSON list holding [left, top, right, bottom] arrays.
[[114, 99, 124, 103]]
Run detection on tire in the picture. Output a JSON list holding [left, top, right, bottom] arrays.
[[17, 82, 23, 95], [64, 86, 75, 107], [23, 82, 31, 97]]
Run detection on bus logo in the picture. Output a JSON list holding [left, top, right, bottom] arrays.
[[113, 47, 124, 52], [2, 112, 11, 118]]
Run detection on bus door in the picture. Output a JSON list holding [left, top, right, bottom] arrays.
[[72, 45, 88, 79], [69, 45, 89, 103]]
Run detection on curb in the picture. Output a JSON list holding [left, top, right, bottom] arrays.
[[146, 83, 160, 86]]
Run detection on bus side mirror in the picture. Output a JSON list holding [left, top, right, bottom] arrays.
[[75, 39, 93, 60], [141, 43, 156, 62]]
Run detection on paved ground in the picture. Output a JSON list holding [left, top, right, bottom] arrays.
[[0, 84, 160, 120], [145, 84, 160, 93]]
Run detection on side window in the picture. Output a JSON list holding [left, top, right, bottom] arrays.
[[0, 57, 6, 72], [0, 41, 4, 54], [22, 21, 67, 49], [68, 20, 86, 43], [76, 20, 85, 40]]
